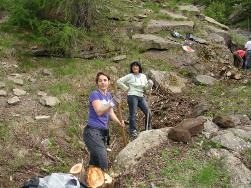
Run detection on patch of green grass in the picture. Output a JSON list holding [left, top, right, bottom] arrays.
[[160, 150, 169, 159], [144, 0, 160, 13], [153, 147, 231, 187], [0, 122, 13, 145], [0, 33, 18, 48], [41, 58, 59, 68], [57, 162, 68, 172], [147, 59, 173, 71], [19, 60, 37, 72], [12, 156, 29, 171], [148, 172, 155, 179], [156, 179, 169, 187], [185, 82, 251, 116], [45, 82, 72, 97], [189, 162, 231, 188], [243, 149, 251, 162], [156, 12, 172, 20], [53, 59, 77, 77], [27, 123, 42, 135], [124, 177, 134, 185]]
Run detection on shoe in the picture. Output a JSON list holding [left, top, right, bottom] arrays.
[[130, 130, 138, 138]]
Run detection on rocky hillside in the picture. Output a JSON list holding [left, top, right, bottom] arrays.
[[0, 2, 251, 188]]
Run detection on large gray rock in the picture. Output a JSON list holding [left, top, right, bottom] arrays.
[[146, 20, 194, 33], [39, 96, 60, 107], [211, 130, 251, 153], [132, 34, 180, 50], [222, 155, 251, 187], [175, 117, 206, 136], [159, 9, 187, 20], [112, 128, 171, 175], [147, 70, 187, 93], [204, 16, 229, 31], [194, 75, 218, 85]]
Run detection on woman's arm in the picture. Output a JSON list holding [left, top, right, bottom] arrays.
[[92, 99, 112, 116], [117, 74, 131, 91], [109, 108, 125, 128]]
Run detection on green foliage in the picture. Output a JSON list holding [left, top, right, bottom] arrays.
[[243, 149, 251, 162], [0, 0, 117, 53], [19, 60, 37, 72], [0, 122, 12, 144], [144, 0, 160, 13], [204, 2, 227, 24], [190, 162, 231, 187], [38, 20, 82, 52], [163, 0, 179, 12], [3, 0, 42, 30], [124, 177, 134, 185]]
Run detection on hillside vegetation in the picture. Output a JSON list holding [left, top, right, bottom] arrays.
[[0, 0, 251, 188]]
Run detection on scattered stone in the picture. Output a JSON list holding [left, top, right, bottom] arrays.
[[211, 130, 251, 153], [148, 70, 186, 93], [0, 98, 7, 107], [222, 155, 251, 187], [39, 96, 60, 107], [110, 66, 118, 73], [10, 73, 21, 77], [203, 118, 219, 138], [175, 117, 206, 136], [8, 76, 24, 85], [159, 9, 187, 20], [204, 16, 229, 30], [43, 69, 52, 75], [112, 55, 127, 62], [213, 115, 237, 128], [0, 81, 5, 88], [7, 96, 20, 105], [194, 75, 218, 85], [192, 103, 211, 117], [13, 78, 24, 85], [31, 46, 38, 50], [37, 91, 47, 97], [35, 115, 51, 120], [29, 78, 36, 82], [13, 88, 27, 96], [168, 127, 192, 143], [41, 139, 51, 149], [179, 5, 200, 13], [0, 90, 7, 96]]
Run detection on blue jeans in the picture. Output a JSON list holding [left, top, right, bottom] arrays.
[[127, 95, 152, 133], [83, 126, 108, 171], [243, 50, 251, 70]]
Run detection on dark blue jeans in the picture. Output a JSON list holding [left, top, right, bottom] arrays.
[[243, 50, 251, 70], [83, 126, 108, 171], [127, 95, 152, 133]]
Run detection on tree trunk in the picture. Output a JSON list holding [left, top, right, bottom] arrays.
[[84, 0, 91, 33]]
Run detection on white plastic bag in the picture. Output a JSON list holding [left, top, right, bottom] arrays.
[[38, 173, 80, 188]]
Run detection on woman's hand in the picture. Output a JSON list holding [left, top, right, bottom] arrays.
[[119, 120, 125, 128]]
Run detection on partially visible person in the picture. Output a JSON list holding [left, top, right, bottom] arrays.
[[117, 61, 153, 138], [243, 36, 251, 70], [83, 72, 125, 172], [233, 50, 245, 68]]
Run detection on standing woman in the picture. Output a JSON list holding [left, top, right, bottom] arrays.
[[117, 62, 153, 138], [243, 36, 251, 70], [84, 72, 125, 171]]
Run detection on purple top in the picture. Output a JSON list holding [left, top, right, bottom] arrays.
[[87, 90, 112, 129]]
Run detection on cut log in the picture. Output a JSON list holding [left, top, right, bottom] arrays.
[[87, 166, 105, 188]]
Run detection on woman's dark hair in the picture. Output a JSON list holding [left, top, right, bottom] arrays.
[[130, 61, 142, 73], [95, 72, 110, 84]]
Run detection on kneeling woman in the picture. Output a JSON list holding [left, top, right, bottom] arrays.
[[83, 72, 125, 172]]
